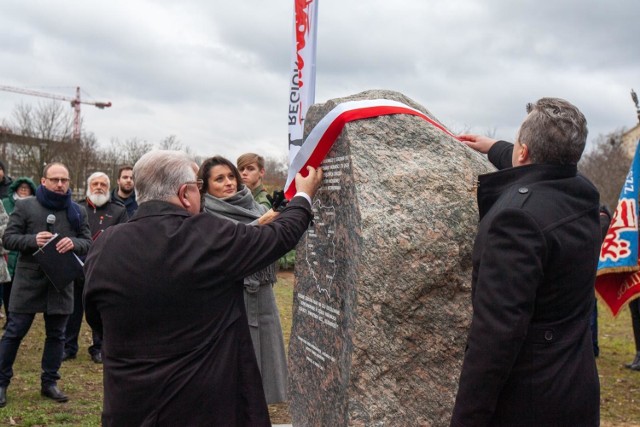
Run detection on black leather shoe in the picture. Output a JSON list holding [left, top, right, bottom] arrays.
[[0, 386, 7, 407], [625, 352, 640, 370], [41, 385, 69, 403], [90, 352, 103, 364], [61, 352, 76, 362]]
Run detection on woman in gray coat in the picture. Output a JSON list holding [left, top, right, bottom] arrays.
[[198, 155, 288, 404]]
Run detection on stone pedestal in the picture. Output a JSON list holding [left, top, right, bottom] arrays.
[[288, 90, 495, 426]]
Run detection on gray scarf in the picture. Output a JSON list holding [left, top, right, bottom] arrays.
[[203, 186, 277, 289]]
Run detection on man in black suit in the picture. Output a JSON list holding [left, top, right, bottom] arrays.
[[451, 98, 600, 426], [0, 162, 92, 406], [84, 150, 322, 426]]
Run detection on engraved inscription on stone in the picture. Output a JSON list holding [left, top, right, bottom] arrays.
[[288, 89, 495, 427]]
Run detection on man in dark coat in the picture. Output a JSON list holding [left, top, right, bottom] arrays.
[[83, 150, 322, 427], [110, 165, 138, 218], [451, 98, 600, 426], [0, 162, 92, 406], [63, 171, 127, 364]]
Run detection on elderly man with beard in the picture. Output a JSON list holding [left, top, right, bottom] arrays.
[[63, 172, 127, 364]]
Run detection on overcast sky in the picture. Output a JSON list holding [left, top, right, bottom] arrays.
[[1, 0, 638, 162]]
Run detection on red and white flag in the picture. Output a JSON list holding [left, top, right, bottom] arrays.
[[288, 0, 319, 165], [284, 99, 457, 199]]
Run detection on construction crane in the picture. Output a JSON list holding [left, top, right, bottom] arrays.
[[0, 85, 112, 142]]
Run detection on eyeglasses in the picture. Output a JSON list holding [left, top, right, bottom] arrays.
[[183, 180, 204, 190], [45, 177, 70, 185]]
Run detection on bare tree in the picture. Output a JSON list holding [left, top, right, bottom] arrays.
[[579, 128, 631, 210], [12, 102, 73, 141], [120, 137, 154, 165], [3, 101, 75, 179], [158, 135, 180, 150], [102, 137, 154, 177], [263, 155, 288, 190], [58, 133, 101, 196]]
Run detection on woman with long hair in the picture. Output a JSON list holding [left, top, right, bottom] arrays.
[[198, 155, 287, 404]]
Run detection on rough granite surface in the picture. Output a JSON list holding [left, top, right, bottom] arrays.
[[288, 90, 495, 426]]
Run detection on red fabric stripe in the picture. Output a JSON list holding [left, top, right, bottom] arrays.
[[285, 105, 457, 199]]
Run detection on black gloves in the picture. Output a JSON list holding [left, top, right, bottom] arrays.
[[267, 190, 289, 212]]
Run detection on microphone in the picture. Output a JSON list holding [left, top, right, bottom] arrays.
[[46, 214, 56, 233]]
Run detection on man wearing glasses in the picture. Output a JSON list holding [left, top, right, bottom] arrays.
[[84, 150, 322, 426], [0, 162, 91, 406]]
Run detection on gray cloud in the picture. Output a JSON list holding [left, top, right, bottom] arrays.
[[0, 0, 638, 162]]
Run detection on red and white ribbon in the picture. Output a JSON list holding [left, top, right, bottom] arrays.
[[284, 99, 457, 199]]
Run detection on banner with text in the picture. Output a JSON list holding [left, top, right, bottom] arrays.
[[288, 0, 319, 165], [595, 140, 640, 316]]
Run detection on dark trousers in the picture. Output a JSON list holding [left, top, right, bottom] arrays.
[[64, 278, 102, 357], [0, 312, 69, 387], [590, 300, 599, 357], [2, 280, 11, 324], [630, 299, 640, 352]]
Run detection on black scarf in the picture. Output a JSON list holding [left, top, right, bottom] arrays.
[[36, 185, 82, 232]]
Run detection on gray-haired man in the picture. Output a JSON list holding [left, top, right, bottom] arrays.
[[84, 150, 322, 426], [452, 98, 600, 426], [63, 172, 127, 364]]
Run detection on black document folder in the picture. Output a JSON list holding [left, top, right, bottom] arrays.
[[33, 233, 84, 291]]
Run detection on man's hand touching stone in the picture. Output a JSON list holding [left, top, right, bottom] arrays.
[[295, 166, 323, 199], [458, 134, 498, 154]]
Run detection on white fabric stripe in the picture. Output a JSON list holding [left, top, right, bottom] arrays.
[[284, 99, 426, 191]]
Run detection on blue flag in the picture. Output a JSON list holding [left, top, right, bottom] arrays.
[[596, 140, 640, 316]]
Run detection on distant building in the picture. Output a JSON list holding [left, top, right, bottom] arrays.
[[623, 123, 640, 157]]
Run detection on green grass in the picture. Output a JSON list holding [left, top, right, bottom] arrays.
[[597, 301, 640, 426], [1, 279, 639, 425], [0, 316, 102, 426]]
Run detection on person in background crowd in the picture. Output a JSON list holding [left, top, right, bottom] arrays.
[[84, 150, 321, 426], [451, 98, 600, 426], [63, 172, 127, 364], [0, 161, 13, 200], [0, 163, 91, 406], [199, 156, 288, 405], [0, 205, 11, 321], [237, 153, 271, 208], [111, 165, 137, 218], [626, 283, 640, 369], [1, 178, 37, 329]]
